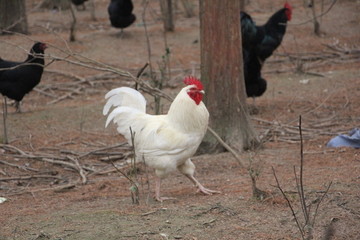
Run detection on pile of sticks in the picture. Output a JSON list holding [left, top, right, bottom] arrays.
[[0, 142, 132, 196], [35, 71, 129, 105], [265, 43, 360, 75], [253, 116, 350, 144]]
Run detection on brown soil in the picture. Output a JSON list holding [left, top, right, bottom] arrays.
[[1, 0, 360, 239]]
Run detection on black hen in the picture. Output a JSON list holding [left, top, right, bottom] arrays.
[[0, 42, 47, 112], [108, 0, 136, 34], [241, 2, 292, 98], [71, 0, 88, 10], [71, 0, 88, 5]]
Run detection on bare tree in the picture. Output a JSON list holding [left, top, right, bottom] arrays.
[[159, 0, 174, 31], [309, 0, 321, 36], [69, 3, 77, 41], [199, 0, 258, 152], [181, 0, 195, 18], [0, 0, 28, 34]]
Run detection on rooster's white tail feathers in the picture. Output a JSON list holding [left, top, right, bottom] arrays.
[[103, 87, 148, 143], [103, 87, 146, 116]]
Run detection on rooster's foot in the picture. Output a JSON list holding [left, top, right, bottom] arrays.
[[196, 185, 221, 195], [155, 196, 177, 202]]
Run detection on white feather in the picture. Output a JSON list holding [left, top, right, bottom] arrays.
[[103, 87, 146, 116]]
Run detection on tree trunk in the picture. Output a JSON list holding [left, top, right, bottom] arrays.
[[199, 0, 258, 152], [159, 0, 174, 32], [309, 0, 321, 36], [0, 0, 28, 34], [181, 0, 195, 18], [69, 3, 77, 41], [89, 0, 96, 21]]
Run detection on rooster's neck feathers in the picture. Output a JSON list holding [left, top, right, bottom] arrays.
[[167, 86, 209, 133]]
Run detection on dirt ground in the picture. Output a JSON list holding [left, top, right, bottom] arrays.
[[0, 0, 360, 239]]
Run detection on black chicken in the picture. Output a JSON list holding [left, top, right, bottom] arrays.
[[241, 2, 292, 99], [71, 0, 88, 10], [108, 0, 136, 35], [0, 42, 47, 112]]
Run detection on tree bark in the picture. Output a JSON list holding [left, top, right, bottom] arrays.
[[199, 0, 258, 152], [0, 0, 28, 34], [159, 0, 174, 32], [181, 0, 195, 18], [309, 0, 321, 36]]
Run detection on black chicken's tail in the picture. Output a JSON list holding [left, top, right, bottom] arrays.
[[240, 11, 257, 47]]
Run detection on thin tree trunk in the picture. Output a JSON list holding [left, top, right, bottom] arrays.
[[159, 0, 174, 32], [199, 0, 258, 152], [0, 0, 28, 34], [310, 0, 321, 36], [181, 0, 195, 18], [90, 0, 96, 21], [69, 2, 77, 41]]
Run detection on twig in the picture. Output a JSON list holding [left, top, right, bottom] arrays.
[[141, 0, 155, 81], [67, 156, 87, 184], [0, 159, 39, 172], [79, 142, 128, 159], [110, 161, 139, 204], [290, 0, 337, 26], [2, 97, 8, 144], [69, 2, 77, 41], [0, 144, 28, 155], [99, 154, 129, 162], [38, 157, 78, 170], [207, 127, 246, 169], [47, 92, 75, 105], [44, 69, 93, 86], [141, 210, 158, 216], [135, 62, 149, 90], [0, 175, 62, 182], [312, 181, 332, 230], [272, 166, 305, 239], [5, 183, 77, 196], [298, 116, 309, 224]]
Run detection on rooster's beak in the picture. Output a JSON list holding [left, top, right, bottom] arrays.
[[199, 90, 205, 95]]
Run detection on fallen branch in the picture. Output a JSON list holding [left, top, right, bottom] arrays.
[[67, 156, 87, 184], [0, 159, 39, 172], [0, 174, 62, 182], [0, 144, 28, 155], [207, 127, 246, 169], [79, 142, 128, 159]]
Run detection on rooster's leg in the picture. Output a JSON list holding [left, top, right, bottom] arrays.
[[184, 174, 221, 195], [154, 176, 176, 202]]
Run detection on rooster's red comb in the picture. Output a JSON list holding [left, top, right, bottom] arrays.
[[284, 2, 292, 10], [183, 76, 203, 90], [284, 2, 292, 21]]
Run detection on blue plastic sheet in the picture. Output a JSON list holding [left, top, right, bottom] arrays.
[[327, 128, 360, 149]]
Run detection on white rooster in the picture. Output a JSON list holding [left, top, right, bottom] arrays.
[[103, 76, 219, 201]]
